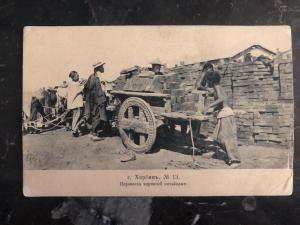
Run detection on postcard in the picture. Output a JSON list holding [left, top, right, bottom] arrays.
[[23, 26, 293, 196]]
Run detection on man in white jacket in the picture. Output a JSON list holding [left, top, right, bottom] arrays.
[[67, 71, 84, 136]]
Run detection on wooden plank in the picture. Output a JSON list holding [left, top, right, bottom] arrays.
[[151, 106, 166, 114], [111, 90, 170, 98], [119, 118, 149, 134], [160, 112, 210, 121]]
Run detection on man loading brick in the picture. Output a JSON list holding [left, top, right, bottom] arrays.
[[190, 62, 216, 141], [201, 69, 241, 166], [195, 62, 215, 95]]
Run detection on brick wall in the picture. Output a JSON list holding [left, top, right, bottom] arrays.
[[170, 57, 293, 148]]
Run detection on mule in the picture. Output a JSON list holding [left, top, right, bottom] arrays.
[[29, 87, 66, 121]]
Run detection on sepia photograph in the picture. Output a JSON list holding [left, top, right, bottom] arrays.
[[22, 26, 293, 196]]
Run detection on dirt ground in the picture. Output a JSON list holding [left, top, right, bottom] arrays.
[[23, 128, 292, 170]]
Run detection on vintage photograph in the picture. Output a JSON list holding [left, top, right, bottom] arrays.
[[23, 26, 293, 196]]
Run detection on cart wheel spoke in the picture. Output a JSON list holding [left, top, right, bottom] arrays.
[[127, 106, 133, 140], [139, 109, 146, 144]]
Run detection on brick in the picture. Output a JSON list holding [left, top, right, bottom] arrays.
[[253, 126, 273, 133], [254, 133, 269, 141], [169, 59, 293, 148], [181, 102, 197, 111]]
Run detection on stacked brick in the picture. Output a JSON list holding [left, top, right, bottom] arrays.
[[165, 64, 202, 92], [170, 57, 293, 148], [170, 90, 205, 114], [113, 55, 293, 148], [113, 75, 127, 90], [276, 59, 293, 100], [166, 64, 205, 114], [230, 60, 293, 147]]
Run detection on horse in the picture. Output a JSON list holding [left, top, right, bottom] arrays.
[[29, 87, 66, 121]]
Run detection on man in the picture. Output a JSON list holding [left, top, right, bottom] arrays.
[[55, 81, 68, 125], [202, 70, 241, 166], [66, 71, 84, 136], [195, 62, 215, 95], [83, 62, 108, 141], [150, 59, 164, 75], [188, 62, 216, 140], [244, 52, 253, 64]]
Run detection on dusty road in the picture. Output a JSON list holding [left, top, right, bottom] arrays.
[[23, 128, 292, 170]]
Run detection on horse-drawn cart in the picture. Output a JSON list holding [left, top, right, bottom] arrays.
[[23, 88, 68, 134], [109, 67, 210, 153]]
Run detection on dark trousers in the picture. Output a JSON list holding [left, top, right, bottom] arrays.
[[91, 103, 107, 134]]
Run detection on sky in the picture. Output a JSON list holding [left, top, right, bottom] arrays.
[[23, 26, 292, 92]]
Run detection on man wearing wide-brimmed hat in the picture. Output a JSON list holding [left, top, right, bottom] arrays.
[[150, 58, 164, 75], [83, 61, 108, 141]]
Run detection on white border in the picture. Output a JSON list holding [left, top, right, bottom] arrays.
[[24, 169, 293, 196]]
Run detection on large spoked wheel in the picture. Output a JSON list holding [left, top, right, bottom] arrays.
[[118, 97, 157, 154]]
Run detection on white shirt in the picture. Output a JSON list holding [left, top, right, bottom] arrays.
[[67, 81, 84, 110]]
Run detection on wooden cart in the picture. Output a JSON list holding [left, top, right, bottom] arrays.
[[110, 90, 209, 153]]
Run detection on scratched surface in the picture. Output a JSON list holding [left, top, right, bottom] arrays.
[[1, 0, 300, 224]]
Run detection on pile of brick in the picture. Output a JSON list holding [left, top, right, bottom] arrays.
[[170, 57, 293, 148], [228, 60, 293, 147], [113, 75, 127, 90], [170, 90, 206, 114], [164, 64, 202, 92], [113, 54, 293, 148], [163, 64, 205, 114]]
